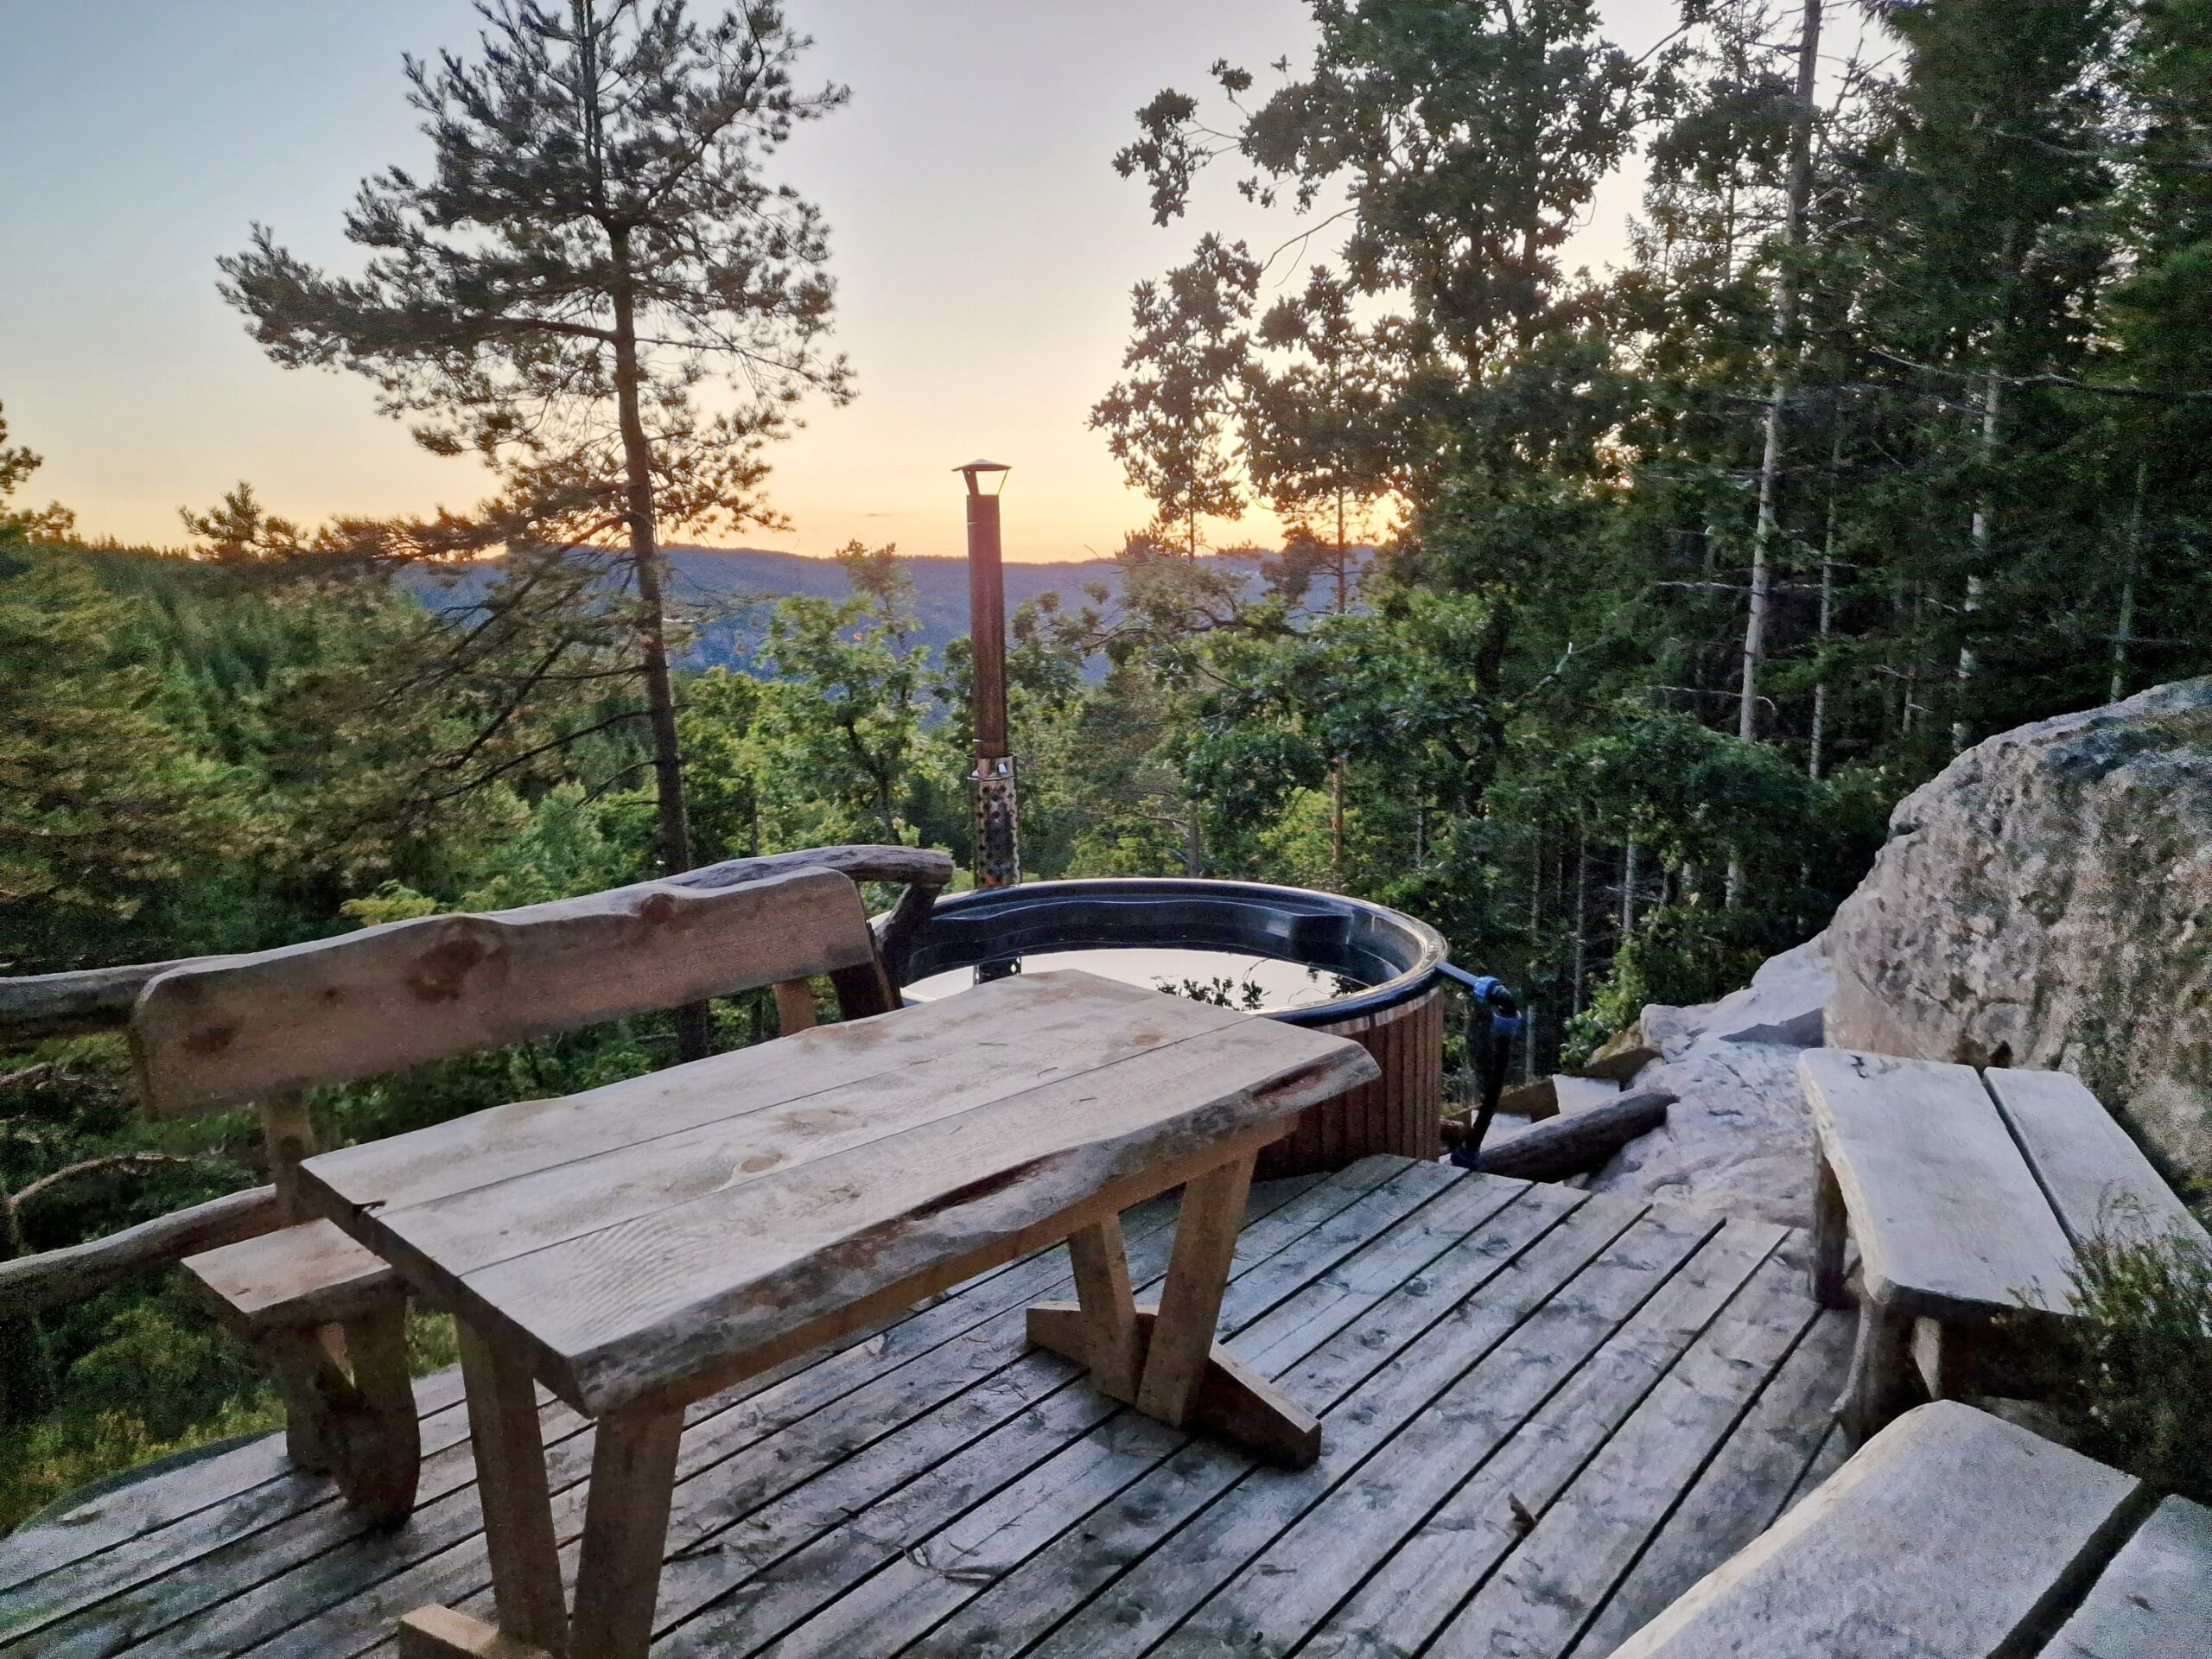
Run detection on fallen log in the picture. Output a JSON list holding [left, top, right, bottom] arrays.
[[1445, 1090, 1675, 1183]]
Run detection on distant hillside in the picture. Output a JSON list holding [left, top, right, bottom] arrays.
[[667, 547, 1188, 670], [416, 545, 1335, 672]]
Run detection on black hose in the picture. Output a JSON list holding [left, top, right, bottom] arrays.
[[1440, 965, 1521, 1169]]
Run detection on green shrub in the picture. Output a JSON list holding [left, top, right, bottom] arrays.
[[2056, 1211, 2212, 1503], [1563, 904, 1777, 1065]]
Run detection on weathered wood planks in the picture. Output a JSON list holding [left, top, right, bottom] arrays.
[[305, 971, 1375, 1416], [0, 844, 951, 1046], [4, 1159, 1866, 1659], [179, 1218, 400, 1333], [2047, 1494, 2212, 1659]]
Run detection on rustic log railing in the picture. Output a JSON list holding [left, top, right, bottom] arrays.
[[0, 845, 953, 1316]]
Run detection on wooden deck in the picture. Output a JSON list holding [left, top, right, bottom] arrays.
[[0, 1157, 1853, 1659]]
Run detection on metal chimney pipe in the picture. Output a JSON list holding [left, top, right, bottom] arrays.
[[957, 461, 1018, 888]]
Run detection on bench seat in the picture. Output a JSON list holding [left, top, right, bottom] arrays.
[[181, 1220, 418, 1523], [1611, 1402, 2162, 1659]]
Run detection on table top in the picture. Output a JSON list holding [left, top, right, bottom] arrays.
[[302, 969, 1376, 1415]]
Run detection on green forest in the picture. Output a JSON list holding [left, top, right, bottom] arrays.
[[4, 0, 2211, 1529]]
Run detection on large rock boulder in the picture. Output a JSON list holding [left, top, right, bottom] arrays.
[[1827, 678, 2212, 1186]]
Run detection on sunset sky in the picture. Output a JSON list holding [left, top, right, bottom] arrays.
[[4, 2, 1679, 563]]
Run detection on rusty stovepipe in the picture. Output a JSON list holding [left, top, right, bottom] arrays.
[[957, 461, 1018, 889]]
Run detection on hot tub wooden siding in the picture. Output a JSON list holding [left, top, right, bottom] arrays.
[[1261, 983, 1445, 1178]]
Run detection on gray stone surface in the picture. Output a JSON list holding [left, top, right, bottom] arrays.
[[1586, 938, 1835, 1229], [1826, 677, 2212, 1187]]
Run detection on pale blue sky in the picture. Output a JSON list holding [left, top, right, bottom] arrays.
[[2, 2, 1679, 560]]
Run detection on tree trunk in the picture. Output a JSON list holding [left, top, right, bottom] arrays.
[[2112, 459, 2145, 702], [1571, 833, 1589, 1016], [1739, 0, 1823, 745], [1955, 361, 2001, 752], [610, 235, 707, 1061], [1809, 429, 1842, 779]]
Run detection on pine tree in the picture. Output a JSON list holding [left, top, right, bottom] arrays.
[[219, 3, 851, 1058]]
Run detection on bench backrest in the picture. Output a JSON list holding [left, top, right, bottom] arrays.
[[130, 866, 890, 1119]]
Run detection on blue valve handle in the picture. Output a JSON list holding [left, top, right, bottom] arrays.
[[1439, 964, 1520, 1168]]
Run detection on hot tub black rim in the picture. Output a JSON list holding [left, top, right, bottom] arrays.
[[892, 875, 1452, 1029]]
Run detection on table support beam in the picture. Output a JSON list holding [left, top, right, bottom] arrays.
[[1027, 1147, 1319, 1468], [1065, 1215, 1144, 1401], [1139, 1150, 1255, 1425]]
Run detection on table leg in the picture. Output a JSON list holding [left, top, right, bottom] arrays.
[[1810, 1145, 1852, 1310], [569, 1402, 685, 1659], [456, 1323, 569, 1656], [1027, 1144, 1320, 1467], [1138, 1152, 1255, 1426], [1065, 1215, 1145, 1402]]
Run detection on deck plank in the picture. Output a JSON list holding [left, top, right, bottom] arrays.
[[7, 1159, 1855, 1659], [1567, 1302, 1856, 1656], [1427, 1242, 1821, 1658], [1024, 1201, 1727, 1659], [1262, 1216, 1781, 1659], [651, 1167, 1548, 1659], [898, 1181, 1605, 1659]]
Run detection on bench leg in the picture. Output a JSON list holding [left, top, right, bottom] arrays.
[[264, 1325, 344, 1476], [1837, 1296, 1912, 1448], [569, 1402, 685, 1659], [1810, 1147, 1852, 1311], [255, 1306, 420, 1524]]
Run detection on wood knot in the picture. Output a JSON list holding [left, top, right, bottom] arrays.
[[639, 891, 679, 925], [406, 934, 491, 1003]]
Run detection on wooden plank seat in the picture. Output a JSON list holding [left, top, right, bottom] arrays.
[[1610, 1400, 2177, 1659], [301, 968, 1376, 1659], [180, 1219, 416, 1522], [1799, 1050, 2209, 1443], [126, 865, 901, 1526]]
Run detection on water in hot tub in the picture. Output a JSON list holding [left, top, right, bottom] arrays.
[[902, 947, 1363, 1014]]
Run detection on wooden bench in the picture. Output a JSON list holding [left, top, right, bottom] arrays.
[[1611, 1400, 2208, 1657], [1800, 1050, 2208, 1443], [131, 865, 902, 1524]]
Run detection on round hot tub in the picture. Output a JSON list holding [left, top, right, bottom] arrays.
[[893, 879, 1454, 1179]]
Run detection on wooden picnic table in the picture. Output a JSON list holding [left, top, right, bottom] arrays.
[[1799, 1049, 2208, 1444], [297, 968, 1377, 1659]]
